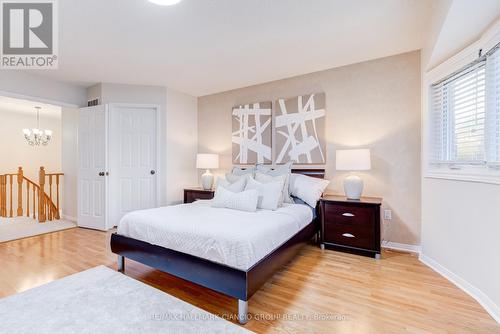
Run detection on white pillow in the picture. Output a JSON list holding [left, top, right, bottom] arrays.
[[255, 162, 293, 203], [225, 172, 249, 184], [211, 187, 259, 212], [289, 174, 330, 207], [254, 172, 288, 207], [216, 176, 247, 193], [244, 177, 284, 210]]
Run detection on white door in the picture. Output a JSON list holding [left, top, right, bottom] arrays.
[[108, 104, 158, 227], [77, 105, 109, 230]]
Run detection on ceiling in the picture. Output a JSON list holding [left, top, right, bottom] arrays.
[[0, 96, 61, 118], [427, 0, 500, 70], [34, 0, 434, 96]]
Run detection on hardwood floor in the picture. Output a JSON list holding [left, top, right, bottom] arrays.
[[0, 227, 498, 334]]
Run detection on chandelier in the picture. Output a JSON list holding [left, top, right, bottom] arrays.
[[23, 106, 52, 146]]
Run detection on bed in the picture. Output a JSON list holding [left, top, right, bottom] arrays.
[[110, 169, 324, 324]]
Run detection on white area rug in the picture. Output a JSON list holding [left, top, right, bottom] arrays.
[[0, 217, 76, 243], [0, 266, 253, 334]]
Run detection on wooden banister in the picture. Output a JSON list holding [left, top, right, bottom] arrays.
[[39, 167, 46, 222], [0, 167, 63, 222], [17, 167, 23, 216], [9, 174, 12, 217], [0, 175, 6, 217]]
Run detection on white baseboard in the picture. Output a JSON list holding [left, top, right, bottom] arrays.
[[382, 241, 421, 254], [61, 215, 77, 223], [419, 253, 500, 324]]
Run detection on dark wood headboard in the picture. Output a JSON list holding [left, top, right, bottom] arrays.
[[238, 167, 325, 179], [291, 169, 325, 179]]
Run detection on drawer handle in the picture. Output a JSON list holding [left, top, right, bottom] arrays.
[[342, 233, 355, 238], [342, 213, 355, 217]]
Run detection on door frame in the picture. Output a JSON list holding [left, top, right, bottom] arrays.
[[1, 90, 79, 222], [108, 103, 161, 210]]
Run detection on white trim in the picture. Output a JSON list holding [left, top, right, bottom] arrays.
[[382, 241, 421, 254], [425, 171, 500, 185], [419, 253, 500, 324], [0, 89, 79, 108]]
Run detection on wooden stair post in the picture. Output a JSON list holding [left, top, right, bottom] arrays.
[[55, 174, 60, 219], [0, 175, 6, 217], [38, 167, 46, 223], [17, 167, 23, 216]]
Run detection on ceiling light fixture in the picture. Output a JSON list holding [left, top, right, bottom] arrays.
[[148, 0, 183, 6], [23, 106, 52, 146]]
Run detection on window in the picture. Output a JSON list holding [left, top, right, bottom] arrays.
[[485, 45, 500, 166], [430, 44, 500, 169]]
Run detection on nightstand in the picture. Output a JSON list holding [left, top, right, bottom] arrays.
[[183, 188, 215, 204], [320, 195, 382, 259]]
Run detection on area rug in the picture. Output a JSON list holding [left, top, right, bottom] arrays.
[[0, 217, 76, 243], [0, 265, 253, 334]]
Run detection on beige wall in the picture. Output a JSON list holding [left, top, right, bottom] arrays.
[[166, 88, 198, 205], [61, 107, 79, 220], [198, 51, 421, 245]]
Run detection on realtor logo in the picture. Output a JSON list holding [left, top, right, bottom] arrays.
[[1, 0, 58, 69]]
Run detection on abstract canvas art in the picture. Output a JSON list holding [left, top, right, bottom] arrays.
[[232, 102, 272, 164], [275, 93, 326, 164]]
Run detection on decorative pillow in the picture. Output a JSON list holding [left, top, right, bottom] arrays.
[[211, 187, 259, 212], [254, 172, 288, 207], [255, 162, 293, 203], [216, 176, 247, 193], [289, 174, 330, 207], [244, 177, 284, 211], [231, 166, 255, 176]]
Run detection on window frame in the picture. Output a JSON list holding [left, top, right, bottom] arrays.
[[424, 22, 500, 185]]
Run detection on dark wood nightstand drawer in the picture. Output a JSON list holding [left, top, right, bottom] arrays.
[[184, 189, 215, 204], [324, 221, 374, 249], [324, 204, 375, 229], [320, 195, 382, 258]]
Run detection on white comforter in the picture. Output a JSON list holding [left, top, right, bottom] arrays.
[[117, 200, 312, 270]]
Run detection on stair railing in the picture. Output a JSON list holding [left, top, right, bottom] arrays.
[[0, 167, 63, 222]]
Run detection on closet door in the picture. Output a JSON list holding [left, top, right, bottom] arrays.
[[77, 105, 109, 230], [108, 104, 158, 227]]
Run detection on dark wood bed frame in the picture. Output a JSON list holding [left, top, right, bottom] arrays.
[[110, 169, 325, 324]]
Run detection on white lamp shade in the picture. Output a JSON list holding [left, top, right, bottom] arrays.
[[336, 149, 371, 171], [196, 153, 219, 169]]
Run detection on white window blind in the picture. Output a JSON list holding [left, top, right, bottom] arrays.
[[486, 46, 500, 165], [430, 44, 500, 168]]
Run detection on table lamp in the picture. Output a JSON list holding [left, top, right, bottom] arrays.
[[336, 149, 371, 200], [196, 153, 219, 190]]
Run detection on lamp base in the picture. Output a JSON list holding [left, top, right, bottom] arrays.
[[343, 174, 363, 200], [201, 170, 214, 190]]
